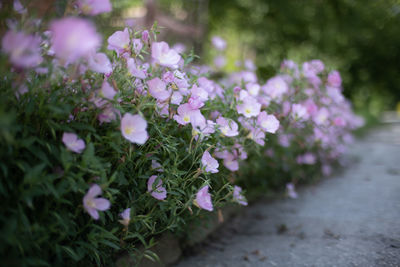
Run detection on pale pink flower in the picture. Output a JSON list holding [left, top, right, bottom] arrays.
[[107, 28, 130, 56], [211, 36, 226, 51], [83, 184, 111, 220], [188, 96, 204, 109], [141, 30, 149, 42], [216, 117, 239, 137], [2, 30, 43, 68], [297, 153, 316, 165], [14, 0, 27, 14], [147, 175, 167, 200], [202, 151, 219, 173], [99, 81, 116, 100], [173, 103, 205, 128], [257, 111, 279, 133], [191, 84, 209, 102], [147, 77, 171, 101], [121, 113, 148, 144], [151, 41, 181, 68], [50, 17, 101, 64], [151, 160, 163, 172], [313, 107, 329, 125], [223, 153, 239, 172], [62, 132, 85, 153], [291, 103, 309, 121], [87, 52, 112, 74], [327, 70, 342, 88], [303, 59, 324, 77], [127, 58, 146, 79], [119, 208, 131, 226], [132, 38, 143, 55], [214, 55, 226, 68], [98, 106, 120, 124], [236, 96, 261, 118], [171, 91, 183, 105], [247, 127, 265, 146], [262, 76, 288, 101], [246, 83, 260, 96], [286, 183, 298, 199], [233, 186, 248, 206], [77, 0, 112, 15], [195, 185, 213, 211]]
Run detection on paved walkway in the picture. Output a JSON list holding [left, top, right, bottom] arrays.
[[176, 123, 400, 267]]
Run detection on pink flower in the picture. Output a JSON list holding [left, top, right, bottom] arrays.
[[98, 106, 120, 124], [87, 52, 112, 74], [151, 41, 181, 69], [127, 58, 146, 79], [151, 160, 163, 172], [195, 185, 213, 211], [223, 153, 239, 172], [62, 132, 85, 153], [147, 77, 171, 101], [327, 70, 342, 88], [121, 113, 148, 144], [247, 127, 265, 146], [50, 17, 101, 64], [257, 111, 280, 133], [141, 30, 149, 42], [297, 153, 316, 165], [2, 30, 43, 68], [173, 103, 205, 128], [191, 84, 209, 102], [14, 0, 27, 14], [99, 81, 116, 100], [77, 0, 112, 15], [107, 28, 130, 56], [201, 151, 219, 173], [236, 96, 261, 118], [286, 183, 298, 199], [211, 36, 226, 51], [147, 175, 167, 200], [262, 76, 288, 101], [216, 117, 239, 137], [119, 208, 131, 226], [303, 59, 324, 77], [132, 38, 143, 54], [246, 83, 260, 96], [83, 184, 111, 220], [233, 186, 247, 206], [171, 91, 183, 105], [291, 103, 309, 121]]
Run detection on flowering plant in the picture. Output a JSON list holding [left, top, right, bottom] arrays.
[[0, 1, 363, 266]]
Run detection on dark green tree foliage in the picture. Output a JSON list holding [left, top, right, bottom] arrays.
[[209, 0, 400, 105]]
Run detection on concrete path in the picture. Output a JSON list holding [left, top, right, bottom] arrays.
[[176, 123, 400, 267]]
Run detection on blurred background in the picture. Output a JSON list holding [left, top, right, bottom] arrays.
[[2, 0, 400, 116]]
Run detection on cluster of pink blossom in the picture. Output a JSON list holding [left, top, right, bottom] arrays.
[[1, 0, 363, 225]]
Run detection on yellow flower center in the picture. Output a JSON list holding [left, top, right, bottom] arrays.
[[124, 126, 135, 135], [183, 115, 190, 122]]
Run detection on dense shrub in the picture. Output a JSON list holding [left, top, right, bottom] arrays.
[[0, 1, 363, 266]]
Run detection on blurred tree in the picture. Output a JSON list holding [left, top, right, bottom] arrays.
[[208, 0, 400, 107]]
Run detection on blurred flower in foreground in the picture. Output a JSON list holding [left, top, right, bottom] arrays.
[[211, 36, 226, 51], [119, 208, 131, 226], [62, 132, 85, 153], [147, 175, 167, 200], [195, 185, 213, 211], [2, 30, 43, 68], [77, 0, 112, 16], [50, 17, 101, 64], [83, 184, 111, 220], [121, 113, 148, 144], [233, 186, 248, 206], [286, 183, 298, 199]]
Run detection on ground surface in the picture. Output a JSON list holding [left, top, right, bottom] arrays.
[[175, 123, 400, 267]]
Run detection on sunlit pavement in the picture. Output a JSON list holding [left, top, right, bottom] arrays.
[[176, 122, 400, 267]]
